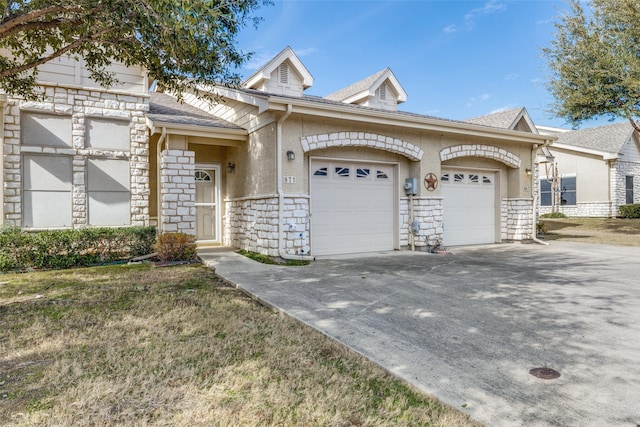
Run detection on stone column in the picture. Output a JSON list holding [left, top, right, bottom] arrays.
[[160, 149, 195, 234]]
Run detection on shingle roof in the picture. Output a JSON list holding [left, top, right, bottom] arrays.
[[554, 121, 633, 154], [324, 69, 388, 102], [465, 108, 526, 129], [147, 92, 242, 130]]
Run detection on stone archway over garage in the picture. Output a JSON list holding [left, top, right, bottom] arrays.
[[301, 132, 423, 161], [440, 144, 521, 168]]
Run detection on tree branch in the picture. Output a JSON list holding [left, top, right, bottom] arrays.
[[628, 118, 640, 133], [0, 18, 85, 39], [0, 5, 85, 38], [0, 28, 114, 78]]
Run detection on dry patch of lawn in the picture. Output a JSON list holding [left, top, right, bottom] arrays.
[[539, 217, 640, 246], [0, 264, 479, 426]]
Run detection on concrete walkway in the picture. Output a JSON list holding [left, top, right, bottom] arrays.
[[199, 242, 640, 427]]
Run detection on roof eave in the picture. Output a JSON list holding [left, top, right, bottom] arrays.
[[551, 142, 619, 160], [147, 117, 248, 140], [266, 96, 555, 144]]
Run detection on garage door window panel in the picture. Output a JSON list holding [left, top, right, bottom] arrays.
[[335, 167, 350, 177], [23, 155, 72, 227], [87, 159, 131, 226], [313, 167, 328, 177], [357, 168, 371, 179]]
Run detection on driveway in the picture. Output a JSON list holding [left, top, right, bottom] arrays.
[[200, 242, 640, 427]]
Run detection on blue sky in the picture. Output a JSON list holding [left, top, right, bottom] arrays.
[[235, 0, 618, 129]]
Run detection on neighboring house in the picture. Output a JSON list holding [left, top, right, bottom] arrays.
[[0, 55, 150, 230], [536, 122, 640, 217], [1, 47, 555, 256], [467, 108, 640, 218]]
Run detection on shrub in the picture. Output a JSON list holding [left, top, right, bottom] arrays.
[[155, 232, 197, 262], [619, 204, 640, 219], [540, 212, 568, 218], [0, 226, 156, 272]]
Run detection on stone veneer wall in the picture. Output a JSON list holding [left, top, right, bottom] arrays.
[[539, 203, 612, 218], [2, 86, 149, 227], [400, 196, 443, 249], [613, 160, 640, 212], [224, 194, 310, 257], [501, 198, 533, 241], [160, 149, 195, 234]]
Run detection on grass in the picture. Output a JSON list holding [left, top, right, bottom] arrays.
[[0, 264, 478, 426], [237, 249, 310, 266], [539, 217, 640, 246]]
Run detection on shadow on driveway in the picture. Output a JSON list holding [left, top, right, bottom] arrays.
[[201, 242, 640, 427]]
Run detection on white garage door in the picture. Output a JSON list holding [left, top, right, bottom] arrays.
[[310, 160, 395, 256], [441, 170, 496, 246]]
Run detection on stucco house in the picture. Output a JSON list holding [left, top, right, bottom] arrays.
[[466, 109, 640, 218], [1, 47, 555, 257], [536, 122, 640, 217], [147, 47, 552, 256]]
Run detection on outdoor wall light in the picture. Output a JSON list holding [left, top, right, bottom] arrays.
[[227, 162, 235, 173], [525, 168, 532, 176], [286, 150, 295, 161]]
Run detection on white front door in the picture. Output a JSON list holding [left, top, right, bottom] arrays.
[[195, 169, 219, 242], [441, 169, 496, 246]]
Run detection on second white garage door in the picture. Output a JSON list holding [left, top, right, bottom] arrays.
[[441, 170, 496, 246], [310, 160, 395, 256]]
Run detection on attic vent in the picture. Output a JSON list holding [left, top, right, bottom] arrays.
[[376, 84, 387, 101], [279, 63, 288, 84]]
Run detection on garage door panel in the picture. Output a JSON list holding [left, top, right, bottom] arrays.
[[311, 160, 395, 256], [442, 170, 496, 246]]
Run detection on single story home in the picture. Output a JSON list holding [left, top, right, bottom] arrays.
[[536, 122, 640, 217], [466, 109, 640, 218], [1, 47, 555, 257]]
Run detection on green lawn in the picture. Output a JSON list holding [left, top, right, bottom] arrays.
[[0, 264, 479, 426]]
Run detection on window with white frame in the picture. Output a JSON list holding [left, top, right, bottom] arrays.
[[626, 175, 634, 204], [85, 118, 130, 150], [560, 176, 576, 205], [540, 179, 552, 206], [21, 112, 72, 148], [540, 176, 577, 206], [22, 154, 73, 228], [87, 158, 131, 226]]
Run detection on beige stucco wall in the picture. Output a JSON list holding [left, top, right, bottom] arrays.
[[225, 124, 277, 198], [547, 148, 610, 202], [279, 115, 534, 199]]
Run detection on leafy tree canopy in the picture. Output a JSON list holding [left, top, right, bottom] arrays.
[[0, 0, 268, 99], [543, 0, 640, 131]]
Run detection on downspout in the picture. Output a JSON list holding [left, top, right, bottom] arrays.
[[0, 94, 6, 225], [531, 141, 551, 246], [276, 104, 314, 261], [156, 127, 167, 234]]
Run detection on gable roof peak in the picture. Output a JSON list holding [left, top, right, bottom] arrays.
[[242, 46, 314, 91], [324, 67, 407, 105], [466, 107, 537, 133]]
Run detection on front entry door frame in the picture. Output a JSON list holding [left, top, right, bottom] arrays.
[[195, 163, 221, 244]]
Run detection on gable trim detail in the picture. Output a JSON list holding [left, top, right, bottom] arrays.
[[440, 144, 521, 168], [301, 132, 423, 161]]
